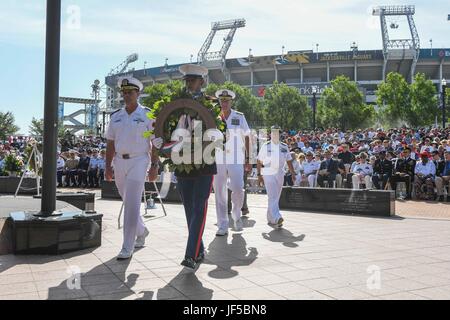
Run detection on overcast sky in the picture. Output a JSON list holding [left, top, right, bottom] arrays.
[[1, 0, 449, 134]]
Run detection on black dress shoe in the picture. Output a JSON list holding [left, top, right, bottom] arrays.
[[196, 253, 205, 264], [181, 257, 197, 269], [242, 208, 250, 216]]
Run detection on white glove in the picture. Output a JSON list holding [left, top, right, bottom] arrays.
[[152, 137, 164, 150]]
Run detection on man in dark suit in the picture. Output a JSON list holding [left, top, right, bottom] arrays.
[[390, 148, 416, 200], [372, 151, 393, 190], [317, 150, 339, 188], [77, 149, 90, 188], [433, 151, 447, 201]]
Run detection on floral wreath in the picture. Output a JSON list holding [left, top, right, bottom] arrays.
[[143, 87, 226, 174]]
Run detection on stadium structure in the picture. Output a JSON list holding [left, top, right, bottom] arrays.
[[101, 5, 450, 123]]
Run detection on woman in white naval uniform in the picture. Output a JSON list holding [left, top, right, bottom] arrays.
[[351, 153, 374, 190], [257, 126, 297, 228], [105, 76, 162, 260], [214, 89, 252, 236]]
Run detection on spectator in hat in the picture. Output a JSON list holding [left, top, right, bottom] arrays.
[[351, 152, 373, 190], [433, 151, 447, 202], [77, 149, 90, 188], [390, 147, 416, 200], [56, 152, 65, 188], [317, 150, 339, 188], [88, 149, 101, 188], [63, 151, 79, 187], [97, 149, 106, 186], [300, 151, 320, 187], [414, 152, 436, 201], [372, 151, 393, 190]]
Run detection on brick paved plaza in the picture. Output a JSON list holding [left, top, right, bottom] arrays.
[[1, 194, 450, 300]]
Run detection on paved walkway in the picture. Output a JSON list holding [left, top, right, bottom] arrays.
[[1, 194, 450, 300]]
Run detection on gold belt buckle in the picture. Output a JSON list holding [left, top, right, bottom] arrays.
[[122, 154, 130, 160]]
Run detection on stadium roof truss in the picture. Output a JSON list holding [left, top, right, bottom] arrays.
[[373, 5, 420, 82]]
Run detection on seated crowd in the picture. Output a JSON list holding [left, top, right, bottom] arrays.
[[56, 148, 106, 188], [0, 135, 107, 189], [281, 127, 450, 202]]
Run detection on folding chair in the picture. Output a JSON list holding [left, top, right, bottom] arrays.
[[118, 182, 168, 229]]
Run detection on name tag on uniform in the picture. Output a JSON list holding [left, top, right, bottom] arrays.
[[114, 119, 122, 123], [134, 118, 145, 124], [231, 118, 240, 126], [281, 149, 288, 153]]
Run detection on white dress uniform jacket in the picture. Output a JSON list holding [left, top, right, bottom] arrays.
[[258, 141, 292, 225], [214, 109, 251, 230], [105, 105, 154, 253], [352, 163, 374, 190]]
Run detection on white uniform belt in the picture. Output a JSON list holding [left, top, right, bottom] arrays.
[[116, 152, 148, 160]]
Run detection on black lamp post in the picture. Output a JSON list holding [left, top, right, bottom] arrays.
[[40, 0, 62, 216], [312, 86, 318, 130], [443, 78, 448, 129]]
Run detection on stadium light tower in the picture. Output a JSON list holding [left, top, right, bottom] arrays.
[[312, 86, 318, 130], [373, 5, 420, 82], [443, 79, 447, 129], [197, 19, 246, 64]]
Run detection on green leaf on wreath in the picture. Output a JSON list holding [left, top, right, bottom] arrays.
[[142, 131, 152, 139]]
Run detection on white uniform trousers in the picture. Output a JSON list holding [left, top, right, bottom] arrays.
[[299, 174, 316, 187], [214, 163, 245, 229], [114, 155, 150, 252], [263, 173, 284, 225], [352, 175, 372, 190]]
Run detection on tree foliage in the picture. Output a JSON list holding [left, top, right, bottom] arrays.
[[409, 73, 438, 127], [0, 111, 20, 140], [376, 72, 411, 127], [263, 82, 310, 130], [317, 76, 375, 131]]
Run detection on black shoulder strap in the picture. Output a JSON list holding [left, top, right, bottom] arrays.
[[111, 109, 122, 116]]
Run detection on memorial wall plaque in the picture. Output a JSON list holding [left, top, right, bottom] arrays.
[[279, 187, 395, 217]]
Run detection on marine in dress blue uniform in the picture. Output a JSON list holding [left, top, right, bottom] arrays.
[[174, 64, 217, 269]]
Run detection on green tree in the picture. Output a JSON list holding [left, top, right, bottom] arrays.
[[29, 117, 44, 137], [376, 72, 411, 127], [409, 73, 438, 127], [263, 82, 310, 130], [317, 76, 375, 131], [205, 82, 265, 127], [29, 117, 66, 140], [0, 111, 20, 141], [142, 80, 184, 109]]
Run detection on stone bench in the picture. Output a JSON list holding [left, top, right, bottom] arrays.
[[0, 177, 41, 195], [101, 181, 182, 203]]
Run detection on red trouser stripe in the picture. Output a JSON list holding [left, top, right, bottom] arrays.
[[195, 177, 214, 259]]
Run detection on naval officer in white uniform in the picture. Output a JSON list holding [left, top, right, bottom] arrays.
[[105, 76, 162, 260], [214, 89, 252, 236], [257, 126, 297, 228]]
